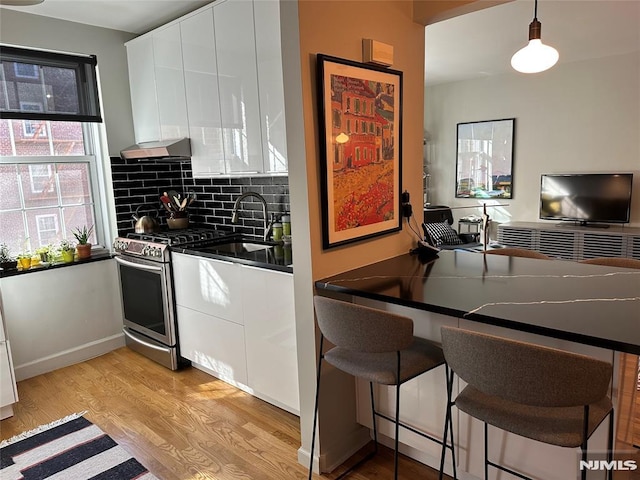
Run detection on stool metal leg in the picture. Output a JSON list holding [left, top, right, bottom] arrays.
[[439, 364, 457, 480], [484, 422, 489, 480], [308, 335, 325, 480], [581, 405, 589, 480], [394, 351, 401, 480], [370, 382, 379, 455], [607, 409, 614, 480]]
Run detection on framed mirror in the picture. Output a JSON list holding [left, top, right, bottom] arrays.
[[455, 118, 515, 199]]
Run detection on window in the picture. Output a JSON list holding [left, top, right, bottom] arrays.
[[0, 46, 104, 254], [36, 213, 59, 245], [28, 164, 54, 193], [20, 102, 47, 137], [13, 62, 38, 79]]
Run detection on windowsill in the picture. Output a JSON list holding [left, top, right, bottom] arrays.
[[0, 249, 113, 278]]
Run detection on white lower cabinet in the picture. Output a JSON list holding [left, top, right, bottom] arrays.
[[0, 309, 18, 420], [176, 305, 248, 386], [173, 253, 298, 414], [242, 266, 299, 414]]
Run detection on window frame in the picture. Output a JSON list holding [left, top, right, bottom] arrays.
[[0, 149, 106, 251]]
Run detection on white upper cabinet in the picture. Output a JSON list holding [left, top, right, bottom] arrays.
[[153, 24, 189, 140], [213, 0, 263, 174], [126, 36, 160, 143], [125, 0, 288, 176], [180, 9, 226, 175], [254, 0, 288, 174]]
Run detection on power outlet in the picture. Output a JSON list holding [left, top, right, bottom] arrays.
[[401, 191, 410, 204], [402, 203, 413, 218]]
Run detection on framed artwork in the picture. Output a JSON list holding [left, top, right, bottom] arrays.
[[455, 118, 515, 199], [317, 54, 403, 249]]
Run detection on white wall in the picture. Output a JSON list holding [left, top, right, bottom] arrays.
[[425, 51, 640, 228], [0, 9, 136, 156], [0, 260, 124, 381]]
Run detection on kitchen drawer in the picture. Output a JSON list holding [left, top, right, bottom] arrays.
[[176, 305, 247, 386], [172, 252, 243, 324]]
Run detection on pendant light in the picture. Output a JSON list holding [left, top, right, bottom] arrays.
[[511, 0, 559, 74]]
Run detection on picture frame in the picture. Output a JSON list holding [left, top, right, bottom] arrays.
[[317, 54, 403, 249], [455, 118, 515, 199]]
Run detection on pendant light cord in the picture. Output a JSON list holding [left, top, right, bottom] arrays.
[[534, 0, 538, 20]]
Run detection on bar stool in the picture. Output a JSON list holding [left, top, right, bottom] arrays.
[[440, 326, 614, 480], [309, 296, 457, 480]]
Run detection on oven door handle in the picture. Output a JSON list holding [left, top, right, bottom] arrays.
[[123, 328, 171, 353], [114, 255, 164, 272]]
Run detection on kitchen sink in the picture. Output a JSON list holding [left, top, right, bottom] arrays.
[[206, 241, 275, 254]]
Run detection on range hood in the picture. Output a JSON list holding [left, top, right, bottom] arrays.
[[120, 138, 191, 160]]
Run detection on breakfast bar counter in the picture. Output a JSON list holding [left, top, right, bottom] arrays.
[[315, 250, 640, 355], [315, 250, 640, 479]]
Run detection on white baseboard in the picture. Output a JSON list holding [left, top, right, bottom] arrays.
[[1, 404, 15, 420], [13, 333, 125, 381], [298, 425, 371, 474]]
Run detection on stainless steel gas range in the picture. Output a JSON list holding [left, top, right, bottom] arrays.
[[113, 228, 228, 370]]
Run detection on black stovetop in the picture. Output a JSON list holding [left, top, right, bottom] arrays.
[[125, 227, 231, 246]]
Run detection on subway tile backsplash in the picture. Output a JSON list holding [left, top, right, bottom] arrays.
[[111, 157, 290, 238]]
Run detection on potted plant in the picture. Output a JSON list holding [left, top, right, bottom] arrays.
[[72, 225, 94, 260], [16, 251, 32, 270], [0, 243, 18, 271], [59, 239, 75, 263], [36, 245, 54, 265]]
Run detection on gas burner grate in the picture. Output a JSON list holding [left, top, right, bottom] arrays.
[[126, 228, 229, 246]]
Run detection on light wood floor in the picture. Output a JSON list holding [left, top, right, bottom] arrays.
[[0, 347, 451, 480]]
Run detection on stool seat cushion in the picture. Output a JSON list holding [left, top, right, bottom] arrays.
[[324, 337, 445, 385], [456, 385, 613, 447]]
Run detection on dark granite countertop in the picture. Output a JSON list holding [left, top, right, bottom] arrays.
[[316, 250, 640, 355], [171, 235, 293, 273]]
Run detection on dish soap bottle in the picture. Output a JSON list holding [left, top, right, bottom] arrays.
[[282, 213, 291, 236]]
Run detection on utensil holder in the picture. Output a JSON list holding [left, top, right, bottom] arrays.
[[167, 216, 189, 230]]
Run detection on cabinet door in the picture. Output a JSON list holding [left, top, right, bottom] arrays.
[[254, 0, 288, 173], [180, 8, 226, 177], [153, 24, 189, 140], [242, 266, 299, 413], [172, 253, 244, 324], [176, 305, 248, 386], [126, 37, 160, 143], [213, 0, 264, 174], [0, 341, 18, 409]]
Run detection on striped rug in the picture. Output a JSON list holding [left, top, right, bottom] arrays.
[[0, 413, 158, 480]]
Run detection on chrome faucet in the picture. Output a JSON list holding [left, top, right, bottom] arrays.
[[231, 191, 273, 241]]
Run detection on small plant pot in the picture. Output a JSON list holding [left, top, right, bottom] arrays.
[[18, 257, 32, 269], [76, 243, 92, 260], [167, 216, 189, 230], [61, 250, 75, 263], [0, 260, 18, 271]]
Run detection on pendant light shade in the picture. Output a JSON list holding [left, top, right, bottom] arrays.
[[511, 0, 559, 74]]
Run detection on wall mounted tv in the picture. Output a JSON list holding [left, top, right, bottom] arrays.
[[539, 173, 633, 226]]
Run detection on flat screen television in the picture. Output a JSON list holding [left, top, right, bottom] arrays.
[[539, 173, 633, 226]]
